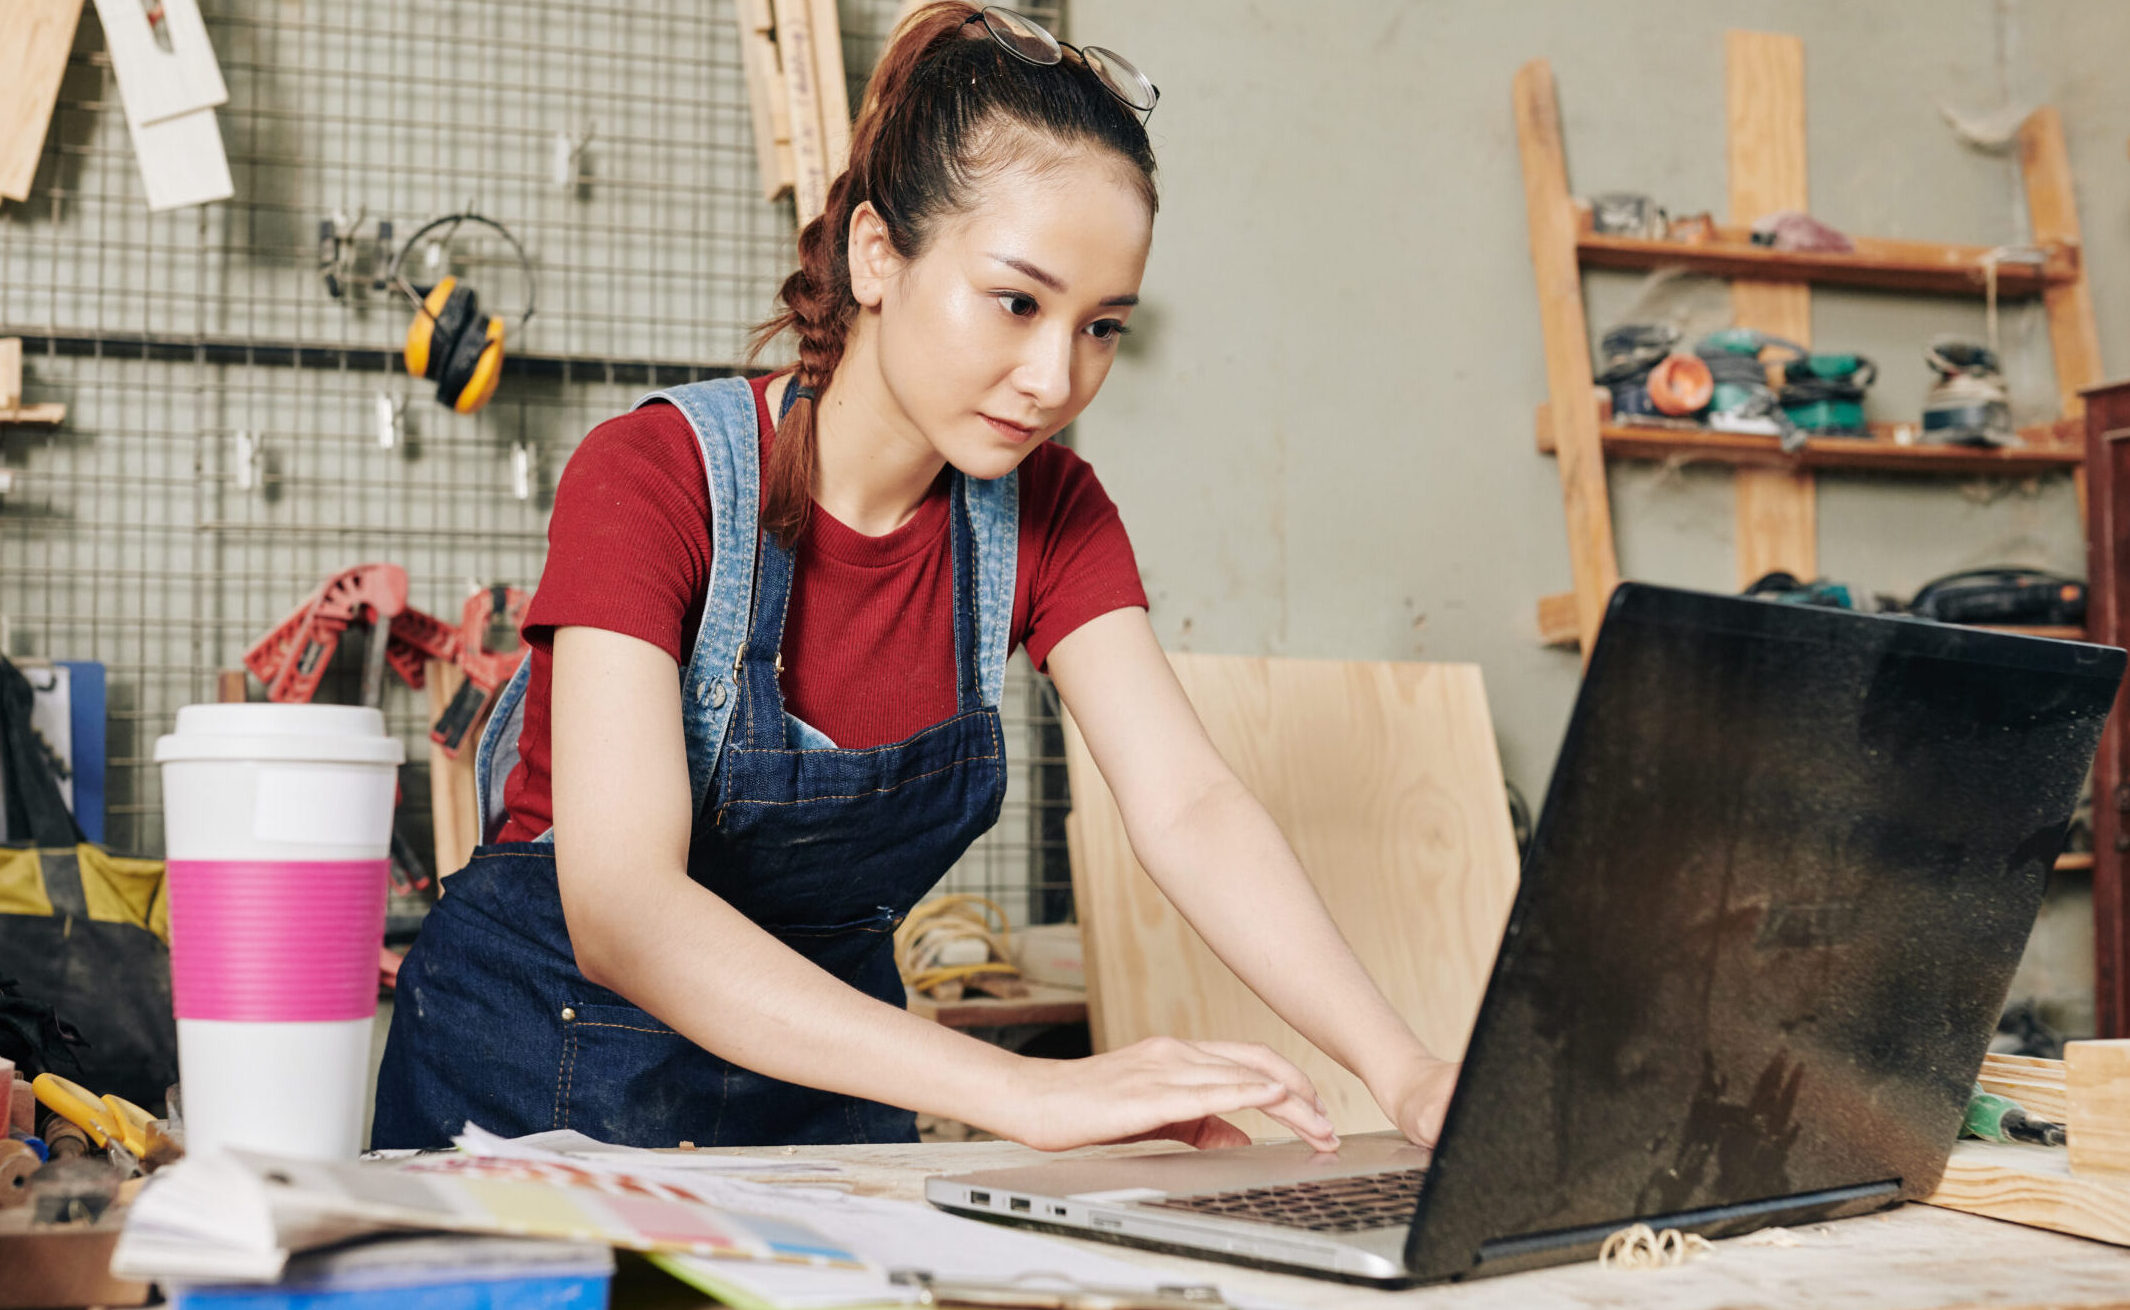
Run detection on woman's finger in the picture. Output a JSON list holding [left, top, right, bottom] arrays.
[[1186, 1042, 1337, 1147], [1162, 1081, 1336, 1153], [1256, 1094, 1340, 1151], [1187, 1041, 1323, 1109]]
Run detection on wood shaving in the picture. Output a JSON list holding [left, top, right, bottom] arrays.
[[1599, 1223, 1717, 1270]]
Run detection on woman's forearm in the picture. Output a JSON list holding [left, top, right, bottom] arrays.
[[1124, 776, 1435, 1097], [568, 862, 1025, 1131]]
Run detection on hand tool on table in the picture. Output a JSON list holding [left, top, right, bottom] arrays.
[[32, 1073, 144, 1175], [31, 1072, 183, 1174], [1962, 1082, 2067, 1146]]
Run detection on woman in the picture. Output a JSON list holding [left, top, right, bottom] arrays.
[[374, 3, 1458, 1154]]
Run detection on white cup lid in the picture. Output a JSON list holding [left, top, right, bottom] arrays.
[[155, 704, 406, 766]]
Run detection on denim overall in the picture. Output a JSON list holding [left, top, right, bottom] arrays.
[[371, 377, 1018, 1149]]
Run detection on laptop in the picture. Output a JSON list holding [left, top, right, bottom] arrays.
[[927, 583, 2125, 1285]]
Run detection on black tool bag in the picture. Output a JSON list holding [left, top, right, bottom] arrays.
[[0, 656, 178, 1112]]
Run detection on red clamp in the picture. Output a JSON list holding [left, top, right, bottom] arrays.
[[244, 564, 460, 704]]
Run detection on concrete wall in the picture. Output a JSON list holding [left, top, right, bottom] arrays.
[[1069, 0, 2121, 1034]]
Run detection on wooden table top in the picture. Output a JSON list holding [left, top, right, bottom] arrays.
[[646, 1139, 2130, 1310]]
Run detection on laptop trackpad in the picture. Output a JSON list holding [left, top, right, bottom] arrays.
[[946, 1131, 1429, 1201]]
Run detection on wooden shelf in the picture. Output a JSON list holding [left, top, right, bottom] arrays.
[[905, 983, 1088, 1030], [2058, 852, 2097, 872], [1576, 227, 2076, 298], [0, 402, 63, 425], [1589, 421, 2084, 477]]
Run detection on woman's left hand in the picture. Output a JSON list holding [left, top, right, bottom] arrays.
[[1373, 1051, 1461, 1149]]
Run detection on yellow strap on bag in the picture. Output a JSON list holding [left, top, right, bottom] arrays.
[[0, 844, 168, 943]]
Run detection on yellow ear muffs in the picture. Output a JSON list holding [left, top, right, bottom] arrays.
[[388, 212, 536, 414], [403, 276, 464, 380], [448, 317, 506, 415]]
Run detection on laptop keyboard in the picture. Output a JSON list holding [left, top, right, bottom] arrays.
[[1146, 1167, 1428, 1233]]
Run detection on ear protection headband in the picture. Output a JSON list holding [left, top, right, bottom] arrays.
[[391, 213, 537, 415]]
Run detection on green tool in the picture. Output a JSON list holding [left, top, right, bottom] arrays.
[[1961, 1083, 2067, 1146]]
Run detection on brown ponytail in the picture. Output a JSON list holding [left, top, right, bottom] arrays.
[[747, 1, 1158, 547]]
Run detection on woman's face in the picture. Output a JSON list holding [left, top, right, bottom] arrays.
[[856, 150, 1153, 480]]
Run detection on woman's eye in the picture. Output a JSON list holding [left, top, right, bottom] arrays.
[[1088, 319, 1132, 342], [996, 292, 1039, 318]]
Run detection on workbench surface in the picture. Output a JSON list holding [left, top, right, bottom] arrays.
[[659, 1140, 2130, 1310]]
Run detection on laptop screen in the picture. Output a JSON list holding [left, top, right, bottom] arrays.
[[1405, 584, 2123, 1281]]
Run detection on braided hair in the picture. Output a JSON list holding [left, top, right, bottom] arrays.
[[747, 2, 1158, 546]]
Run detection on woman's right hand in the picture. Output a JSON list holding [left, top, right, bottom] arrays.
[[989, 1037, 1340, 1153]]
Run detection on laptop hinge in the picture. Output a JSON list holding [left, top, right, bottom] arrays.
[[1474, 1180, 1900, 1265]]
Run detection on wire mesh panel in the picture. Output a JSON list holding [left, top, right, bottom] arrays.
[[0, 0, 1071, 927]]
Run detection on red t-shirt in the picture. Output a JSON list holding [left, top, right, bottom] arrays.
[[496, 372, 1147, 843]]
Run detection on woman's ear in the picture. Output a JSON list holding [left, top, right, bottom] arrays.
[[846, 202, 904, 309]]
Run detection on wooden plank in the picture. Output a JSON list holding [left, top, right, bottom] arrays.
[[1513, 59, 1619, 658], [1977, 1053, 2070, 1124], [1989, 1052, 2071, 1076], [1926, 1139, 2130, 1247], [0, 0, 81, 203], [807, 0, 851, 183], [734, 0, 795, 201], [0, 403, 65, 425], [2069, 1040, 2130, 1178], [425, 660, 479, 880], [1728, 30, 1816, 590], [1065, 654, 1520, 1139], [771, 0, 831, 226], [1578, 228, 2072, 297], [2021, 108, 2104, 424]]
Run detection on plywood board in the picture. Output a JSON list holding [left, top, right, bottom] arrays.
[[1064, 654, 1520, 1139], [1926, 1140, 2130, 1246], [1727, 30, 1816, 589], [0, 0, 82, 202], [1512, 60, 1619, 658]]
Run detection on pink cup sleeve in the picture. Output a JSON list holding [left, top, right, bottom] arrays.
[[167, 859, 389, 1022]]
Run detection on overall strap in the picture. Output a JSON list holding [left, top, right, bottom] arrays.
[[734, 377, 810, 749], [964, 470, 1018, 709], [947, 476, 981, 713]]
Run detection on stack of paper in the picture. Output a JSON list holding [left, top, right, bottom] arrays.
[[446, 1130, 1273, 1310], [112, 1138, 860, 1285]]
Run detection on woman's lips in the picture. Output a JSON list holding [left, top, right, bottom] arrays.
[[982, 414, 1038, 443]]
